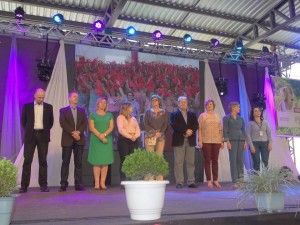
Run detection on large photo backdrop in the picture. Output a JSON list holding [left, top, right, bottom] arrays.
[[271, 76, 300, 137], [74, 45, 201, 151]]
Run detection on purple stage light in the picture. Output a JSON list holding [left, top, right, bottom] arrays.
[[210, 38, 220, 48], [15, 7, 25, 20], [153, 30, 163, 41], [93, 20, 105, 32]]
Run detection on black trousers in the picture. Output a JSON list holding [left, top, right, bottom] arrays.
[[21, 130, 49, 188], [117, 135, 139, 181], [60, 143, 84, 187]]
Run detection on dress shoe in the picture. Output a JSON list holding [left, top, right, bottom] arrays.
[[40, 186, 50, 192], [59, 186, 67, 192], [75, 186, 85, 191], [176, 183, 183, 189], [188, 183, 197, 188], [19, 187, 27, 193]]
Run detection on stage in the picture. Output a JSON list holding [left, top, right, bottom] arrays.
[[10, 183, 300, 225]]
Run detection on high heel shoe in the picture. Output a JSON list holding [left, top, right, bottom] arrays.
[[207, 181, 213, 188], [213, 181, 221, 188]]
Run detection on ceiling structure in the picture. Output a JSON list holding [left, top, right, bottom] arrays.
[[1, 0, 300, 66]]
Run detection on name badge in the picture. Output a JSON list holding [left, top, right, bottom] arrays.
[[259, 131, 263, 136]]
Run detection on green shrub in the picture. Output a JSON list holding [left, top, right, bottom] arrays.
[[0, 158, 18, 197], [121, 148, 169, 180]]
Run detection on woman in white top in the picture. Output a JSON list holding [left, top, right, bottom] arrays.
[[117, 103, 141, 181]]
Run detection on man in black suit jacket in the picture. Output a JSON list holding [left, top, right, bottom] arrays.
[[59, 91, 87, 192], [170, 96, 198, 189], [20, 88, 54, 193]]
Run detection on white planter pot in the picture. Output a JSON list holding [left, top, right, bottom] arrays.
[[0, 195, 16, 225], [255, 193, 285, 213], [121, 180, 169, 221]]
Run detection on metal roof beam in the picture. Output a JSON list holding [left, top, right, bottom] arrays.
[[104, 0, 127, 28], [129, 0, 300, 35], [119, 15, 237, 38], [130, 0, 254, 24], [243, 0, 300, 48], [119, 15, 300, 50], [7, 0, 105, 16]]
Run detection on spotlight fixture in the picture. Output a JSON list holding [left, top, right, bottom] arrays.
[[262, 46, 269, 54], [52, 13, 64, 26], [235, 39, 244, 53], [126, 26, 137, 36], [37, 59, 53, 82], [215, 60, 228, 96], [93, 20, 105, 32], [15, 6, 25, 20], [210, 38, 220, 48], [215, 77, 228, 96], [153, 30, 163, 41], [183, 34, 192, 44], [252, 63, 266, 110]]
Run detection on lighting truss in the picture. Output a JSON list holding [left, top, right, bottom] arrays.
[[0, 17, 299, 67]]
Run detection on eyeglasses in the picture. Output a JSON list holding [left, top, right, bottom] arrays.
[[152, 99, 158, 101]]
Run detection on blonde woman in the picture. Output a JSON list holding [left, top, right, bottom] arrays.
[[88, 97, 114, 190], [223, 102, 247, 187], [117, 103, 141, 181]]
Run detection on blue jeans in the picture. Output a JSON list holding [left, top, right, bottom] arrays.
[[251, 141, 269, 171]]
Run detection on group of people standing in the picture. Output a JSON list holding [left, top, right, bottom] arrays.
[[19, 88, 272, 193], [199, 100, 272, 189]]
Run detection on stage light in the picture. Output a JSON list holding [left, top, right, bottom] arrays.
[[153, 30, 163, 41], [52, 13, 64, 26], [126, 26, 137, 36], [37, 59, 53, 82], [183, 34, 192, 44], [215, 77, 228, 96], [93, 20, 105, 32], [210, 38, 220, 48], [235, 39, 244, 52], [15, 7, 25, 20], [262, 46, 269, 54]]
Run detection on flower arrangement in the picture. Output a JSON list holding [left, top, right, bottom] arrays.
[[0, 158, 18, 197], [121, 148, 169, 181]]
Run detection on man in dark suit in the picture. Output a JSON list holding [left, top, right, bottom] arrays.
[[20, 88, 54, 193], [170, 96, 198, 189], [59, 90, 87, 192]]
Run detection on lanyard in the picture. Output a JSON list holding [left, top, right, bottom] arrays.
[[255, 121, 262, 130]]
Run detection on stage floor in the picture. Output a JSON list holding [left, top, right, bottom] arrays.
[[10, 183, 300, 225]]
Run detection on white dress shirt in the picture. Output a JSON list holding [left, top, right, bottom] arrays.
[[34, 101, 44, 129]]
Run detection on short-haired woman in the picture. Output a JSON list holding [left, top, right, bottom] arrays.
[[223, 102, 247, 187], [198, 99, 223, 188]]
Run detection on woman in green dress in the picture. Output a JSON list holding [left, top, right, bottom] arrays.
[[88, 97, 114, 190]]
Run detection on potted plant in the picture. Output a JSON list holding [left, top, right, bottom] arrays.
[[121, 148, 169, 221], [0, 158, 18, 225], [237, 166, 297, 213]]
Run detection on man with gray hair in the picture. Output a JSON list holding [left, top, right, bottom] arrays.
[[170, 96, 198, 188]]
